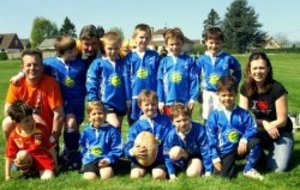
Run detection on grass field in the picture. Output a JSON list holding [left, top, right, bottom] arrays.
[[0, 54, 299, 190]]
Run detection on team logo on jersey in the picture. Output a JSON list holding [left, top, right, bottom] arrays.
[[137, 68, 149, 79], [110, 74, 121, 87], [223, 63, 229, 70], [209, 74, 220, 85], [64, 76, 75, 88], [14, 138, 24, 148], [171, 72, 182, 84], [227, 130, 240, 143], [34, 134, 42, 145], [90, 146, 103, 156]]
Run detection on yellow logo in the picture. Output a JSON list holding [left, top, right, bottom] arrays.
[[137, 68, 149, 79], [111, 74, 121, 87], [90, 146, 102, 156], [171, 72, 182, 84], [227, 130, 240, 143], [64, 76, 75, 88], [209, 74, 219, 85]]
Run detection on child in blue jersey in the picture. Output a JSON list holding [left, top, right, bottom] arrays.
[[124, 23, 160, 125], [124, 90, 172, 179], [80, 101, 122, 180], [163, 103, 212, 181], [206, 76, 263, 180], [10, 35, 86, 171], [86, 31, 128, 130], [157, 28, 199, 115], [196, 27, 241, 122]]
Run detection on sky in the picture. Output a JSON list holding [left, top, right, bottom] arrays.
[[1, 0, 300, 42]]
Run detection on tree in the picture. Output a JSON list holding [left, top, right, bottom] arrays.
[[96, 25, 105, 38], [203, 9, 222, 31], [222, 0, 266, 53], [274, 33, 290, 48], [30, 17, 59, 48], [60, 17, 77, 37], [108, 27, 125, 42]]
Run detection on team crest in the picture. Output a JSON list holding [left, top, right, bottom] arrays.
[[227, 130, 240, 143], [64, 76, 75, 88], [110, 74, 121, 87], [171, 72, 182, 84], [137, 68, 149, 79], [90, 146, 103, 156], [209, 74, 220, 85]]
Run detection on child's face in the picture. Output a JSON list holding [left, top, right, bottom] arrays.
[[218, 90, 236, 110], [89, 107, 106, 128], [104, 41, 120, 61], [166, 37, 183, 56], [205, 38, 222, 56], [63, 48, 77, 62], [139, 98, 158, 118], [173, 114, 191, 133], [19, 116, 35, 131], [134, 30, 151, 51]]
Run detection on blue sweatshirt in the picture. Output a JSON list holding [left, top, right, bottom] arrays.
[[86, 57, 128, 112], [164, 122, 213, 175], [157, 53, 199, 105], [196, 51, 241, 92], [124, 114, 172, 163], [79, 123, 122, 165], [206, 106, 257, 162], [43, 57, 87, 100]]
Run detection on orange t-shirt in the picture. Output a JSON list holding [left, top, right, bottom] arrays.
[[5, 74, 63, 130]]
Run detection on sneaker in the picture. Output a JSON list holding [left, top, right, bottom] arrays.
[[244, 169, 264, 180]]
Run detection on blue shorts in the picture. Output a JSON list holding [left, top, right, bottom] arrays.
[[64, 98, 85, 124]]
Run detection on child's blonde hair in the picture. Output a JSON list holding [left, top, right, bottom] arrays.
[[169, 103, 191, 121], [137, 90, 158, 107], [87, 101, 106, 115], [132, 23, 152, 39], [101, 31, 122, 46], [54, 35, 77, 56], [163, 28, 184, 44]]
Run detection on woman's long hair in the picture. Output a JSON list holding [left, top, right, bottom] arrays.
[[244, 51, 274, 96]]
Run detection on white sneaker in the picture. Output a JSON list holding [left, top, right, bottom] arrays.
[[244, 169, 264, 180]]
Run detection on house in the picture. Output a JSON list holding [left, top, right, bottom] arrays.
[[0, 33, 24, 52], [264, 35, 282, 49], [20, 39, 31, 50], [149, 27, 194, 54], [38, 38, 56, 58]]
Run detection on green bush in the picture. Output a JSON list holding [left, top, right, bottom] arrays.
[[0, 51, 8, 60]]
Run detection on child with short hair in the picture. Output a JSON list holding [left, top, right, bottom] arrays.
[[157, 28, 199, 115], [86, 31, 128, 130], [124, 90, 172, 180], [5, 101, 56, 181], [206, 76, 263, 180], [124, 23, 160, 125], [197, 27, 241, 122], [164, 103, 212, 181], [80, 101, 122, 180]]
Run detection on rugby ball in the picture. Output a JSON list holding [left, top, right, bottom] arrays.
[[134, 131, 158, 167]]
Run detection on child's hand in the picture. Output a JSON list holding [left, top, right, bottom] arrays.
[[158, 103, 164, 114], [237, 142, 247, 156], [98, 159, 109, 168], [10, 72, 25, 85], [213, 161, 222, 171]]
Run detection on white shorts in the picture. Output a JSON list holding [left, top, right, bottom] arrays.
[[202, 89, 219, 120]]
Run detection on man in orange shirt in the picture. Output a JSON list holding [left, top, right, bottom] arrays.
[[2, 49, 64, 142]]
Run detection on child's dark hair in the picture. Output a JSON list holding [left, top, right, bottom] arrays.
[[138, 90, 158, 106], [169, 103, 191, 121], [202, 27, 224, 44], [54, 35, 77, 56], [132, 23, 152, 38], [7, 101, 33, 123], [216, 76, 238, 94]]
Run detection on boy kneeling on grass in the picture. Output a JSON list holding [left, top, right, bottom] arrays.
[[79, 101, 122, 180], [5, 101, 56, 181], [206, 76, 264, 180]]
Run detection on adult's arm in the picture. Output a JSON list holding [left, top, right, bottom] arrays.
[[52, 106, 64, 141]]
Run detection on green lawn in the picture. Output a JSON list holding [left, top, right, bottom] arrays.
[[0, 54, 299, 190]]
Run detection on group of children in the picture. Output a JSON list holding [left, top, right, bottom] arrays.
[[4, 24, 265, 181]]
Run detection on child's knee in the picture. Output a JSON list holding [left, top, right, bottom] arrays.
[[65, 114, 78, 131], [186, 158, 202, 177], [83, 172, 97, 180], [100, 167, 114, 180], [152, 169, 166, 180], [169, 146, 184, 161], [15, 150, 32, 166], [130, 168, 145, 179], [40, 170, 54, 180]]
